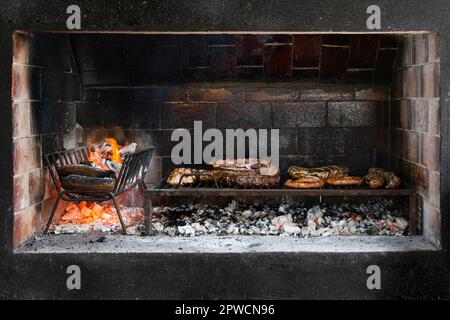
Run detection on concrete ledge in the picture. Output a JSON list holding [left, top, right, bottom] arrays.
[[15, 234, 438, 254]]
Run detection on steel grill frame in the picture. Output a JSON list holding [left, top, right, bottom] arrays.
[[43, 146, 155, 235], [144, 172, 417, 235]]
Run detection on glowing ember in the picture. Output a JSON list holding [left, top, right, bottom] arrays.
[[61, 201, 143, 226]]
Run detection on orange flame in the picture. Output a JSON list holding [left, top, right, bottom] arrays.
[[88, 137, 124, 169], [104, 138, 123, 164]]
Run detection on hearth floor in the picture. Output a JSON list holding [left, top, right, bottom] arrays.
[[15, 234, 437, 253]]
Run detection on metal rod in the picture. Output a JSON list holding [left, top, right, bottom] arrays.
[[43, 196, 61, 235], [111, 195, 127, 235]]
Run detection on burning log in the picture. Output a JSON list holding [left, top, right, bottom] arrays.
[[88, 138, 130, 174], [57, 164, 116, 179], [61, 175, 116, 192], [57, 139, 139, 192]]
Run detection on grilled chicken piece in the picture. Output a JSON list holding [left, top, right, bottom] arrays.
[[368, 168, 401, 189], [167, 168, 197, 186], [364, 171, 385, 188]]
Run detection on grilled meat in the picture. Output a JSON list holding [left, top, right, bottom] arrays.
[[368, 168, 401, 189], [211, 158, 279, 176], [288, 165, 349, 179], [167, 168, 197, 186], [284, 177, 325, 189], [326, 176, 364, 186], [364, 171, 385, 188]]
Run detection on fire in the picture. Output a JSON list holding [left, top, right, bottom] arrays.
[[104, 138, 123, 164], [61, 201, 142, 225], [88, 137, 124, 170]]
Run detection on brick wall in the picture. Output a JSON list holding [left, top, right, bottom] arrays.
[[71, 33, 399, 85], [12, 32, 81, 247], [80, 82, 389, 183], [390, 33, 440, 245]]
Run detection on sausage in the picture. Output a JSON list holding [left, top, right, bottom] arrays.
[[326, 176, 364, 186], [284, 178, 326, 189]]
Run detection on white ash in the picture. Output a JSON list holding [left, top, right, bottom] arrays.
[[152, 199, 409, 238]]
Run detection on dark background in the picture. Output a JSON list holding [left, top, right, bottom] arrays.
[[1, 0, 449, 299]]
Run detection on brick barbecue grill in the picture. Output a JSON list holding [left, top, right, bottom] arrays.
[[7, 31, 440, 246], [0, 0, 447, 299], [144, 173, 417, 235]]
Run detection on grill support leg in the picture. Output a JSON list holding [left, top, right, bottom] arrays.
[[112, 195, 127, 235], [43, 195, 61, 235], [144, 194, 153, 236]]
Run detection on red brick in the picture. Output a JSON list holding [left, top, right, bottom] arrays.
[[235, 35, 265, 66], [422, 200, 441, 247], [263, 45, 293, 81], [404, 130, 420, 163], [421, 134, 440, 172], [43, 167, 57, 200], [13, 32, 29, 64], [428, 100, 440, 135], [429, 171, 440, 208], [14, 205, 38, 248], [405, 67, 419, 98], [12, 102, 38, 139], [428, 33, 439, 62], [293, 35, 321, 68], [411, 34, 428, 65], [411, 100, 429, 132], [13, 174, 30, 212], [421, 63, 439, 98], [348, 35, 379, 68], [322, 34, 349, 46], [29, 168, 45, 205], [13, 137, 42, 176], [319, 46, 349, 80], [208, 46, 236, 80], [12, 64, 40, 102], [398, 36, 412, 67]]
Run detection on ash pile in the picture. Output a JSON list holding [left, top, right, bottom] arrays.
[[152, 199, 409, 237]]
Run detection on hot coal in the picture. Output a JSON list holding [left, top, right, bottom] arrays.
[[51, 199, 409, 237], [152, 199, 409, 237]]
